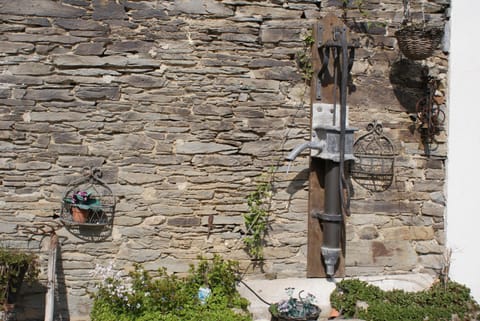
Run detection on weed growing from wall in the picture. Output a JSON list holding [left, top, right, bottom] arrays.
[[243, 169, 274, 262], [295, 31, 315, 81]]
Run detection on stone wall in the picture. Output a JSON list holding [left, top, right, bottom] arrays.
[[0, 0, 449, 319]]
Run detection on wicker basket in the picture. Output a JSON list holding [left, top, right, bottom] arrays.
[[395, 25, 443, 60]]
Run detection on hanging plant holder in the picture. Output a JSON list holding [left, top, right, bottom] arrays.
[[351, 121, 395, 192], [395, 25, 443, 60], [395, 0, 444, 60], [60, 167, 115, 240]]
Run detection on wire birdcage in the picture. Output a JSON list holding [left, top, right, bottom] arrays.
[[60, 167, 115, 231], [351, 121, 395, 192]]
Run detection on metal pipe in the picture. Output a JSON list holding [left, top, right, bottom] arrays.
[[285, 141, 324, 162], [321, 159, 342, 276], [286, 142, 310, 161]]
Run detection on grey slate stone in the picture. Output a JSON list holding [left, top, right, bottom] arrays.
[[56, 156, 105, 168], [6, 34, 86, 44], [174, 0, 207, 14], [359, 226, 380, 240], [126, 58, 161, 68], [260, 27, 301, 43], [176, 141, 237, 154], [192, 155, 252, 166], [235, 5, 302, 20], [0, 0, 86, 18], [0, 223, 17, 234], [24, 17, 51, 27], [25, 89, 74, 101], [151, 205, 194, 216], [48, 144, 88, 155], [74, 42, 106, 56], [118, 75, 166, 88], [422, 201, 444, 217], [53, 55, 128, 67], [75, 86, 120, 101], [16, 161, 52, 170], [256, 66, 302, 81], [204, 0, 234, 16], [130, 8, 168, 20], [0, 41, 35, 54], [240, 141, 278, 157], [0, 75, 43, 85], [9, 62, 53, 75], [111, 134, 156, 151], [0, 88, 10, 99], [54, 18, 107, 31], [63, 0, 90, 6], [92, 0, 127, 20], [108, 40, 154, 53], [118, 172, 165, 184], [167, 216, 201, 227]]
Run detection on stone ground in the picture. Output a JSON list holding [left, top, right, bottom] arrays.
[[237, 273, 435, 321]]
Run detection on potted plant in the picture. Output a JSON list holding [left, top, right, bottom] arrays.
[[394, 0, 443, 60], [0, 247, 39, 318], [269, 287, 321, 321], [64, 190, 101, 223]]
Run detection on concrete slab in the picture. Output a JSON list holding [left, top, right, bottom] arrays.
[[237, 273, 435, 321]]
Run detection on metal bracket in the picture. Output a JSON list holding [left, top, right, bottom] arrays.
[[317, 24, 323, 48], [312, 212, 343, 222]]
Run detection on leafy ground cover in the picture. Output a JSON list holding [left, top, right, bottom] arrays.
[[90, 255, 252, 321], [330, 278, 480, 321]]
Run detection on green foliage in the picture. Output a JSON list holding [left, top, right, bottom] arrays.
[[64, 190, 101, 210], [0, 247, 39, 307], [330, 279, 480, 321], [90, 255, 252, 321], [341, 0, 370, 23], [295, 32, 315, 81], [243, 170, 273, 261]]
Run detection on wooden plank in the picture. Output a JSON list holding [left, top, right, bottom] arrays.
[[307, 158, 325, 277]]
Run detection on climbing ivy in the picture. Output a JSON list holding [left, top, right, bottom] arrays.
[[243, 170, 274, 262], [295, 31, 315, 81], [342, 0, 366, 20]]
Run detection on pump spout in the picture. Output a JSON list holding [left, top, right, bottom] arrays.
[[285, 141, 324, 161]]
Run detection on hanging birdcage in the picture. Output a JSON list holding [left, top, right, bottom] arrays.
[[60, 167, 115, 229], [351, 121, 395, 192]]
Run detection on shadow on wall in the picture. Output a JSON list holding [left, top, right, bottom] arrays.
[[389, 59, 429, 114], [286, 168, 310, 198], [12, 280, 45, 321], [54, 250, 70, 321]]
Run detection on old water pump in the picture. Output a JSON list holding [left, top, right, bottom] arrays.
[[286, 15, 358, 277]]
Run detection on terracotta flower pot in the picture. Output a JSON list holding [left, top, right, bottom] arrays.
[[71, 207, 89, 223]]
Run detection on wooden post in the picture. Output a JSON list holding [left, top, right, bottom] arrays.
[[44, 234, 58, 321]]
